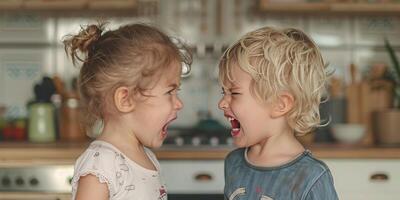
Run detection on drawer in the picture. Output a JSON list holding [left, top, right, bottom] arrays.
[[0, 192, 71, 200], [323, 159, 400, 200], [159, 160, 224, 194]]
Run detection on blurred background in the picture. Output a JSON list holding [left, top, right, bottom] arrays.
[[0, 0, 400, 199]]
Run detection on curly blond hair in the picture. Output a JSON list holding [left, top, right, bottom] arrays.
[[63, 23, 192, 132], [219, 27, 327, 135]]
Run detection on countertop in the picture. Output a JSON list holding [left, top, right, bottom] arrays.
[[1, 142, 400, 166]]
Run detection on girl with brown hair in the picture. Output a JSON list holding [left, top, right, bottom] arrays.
[[64, 23, 191, 200]]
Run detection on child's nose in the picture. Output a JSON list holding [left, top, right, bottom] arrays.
[[218, 97, 228, 110], [175, 96, 184, 110]]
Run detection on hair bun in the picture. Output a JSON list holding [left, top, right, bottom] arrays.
[[76, 24, 104, 51], [63, 23, 106, 65]]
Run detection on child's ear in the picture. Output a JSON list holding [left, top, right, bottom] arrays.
[[114, 86, 135, 113], [271, 92, 294, 118]]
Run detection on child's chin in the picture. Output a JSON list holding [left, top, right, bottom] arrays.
[[150, 141, 164, 149], [235, 144, 247, 148], [233, 139, 246, 148], [147, 135, 165, 149], [152, 143, 163, 148]]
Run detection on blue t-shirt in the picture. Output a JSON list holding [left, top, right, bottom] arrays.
[[224, 148, 338, 200]]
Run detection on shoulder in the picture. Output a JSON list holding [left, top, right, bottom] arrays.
[[295, 152, 335, 186], [299, 152, 338, 199], [224, 148, 245, 168], [225, 148, 245, 159], [302, 169, 338, 200], [72, 141, 123, 197], [298, 151, 331, 174], [282, 151, 334, 190], [74, 140, 121, 172]]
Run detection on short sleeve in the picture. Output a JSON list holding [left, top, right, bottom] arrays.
[[304, 170, 339, 200], [71, 147, 119, 199]]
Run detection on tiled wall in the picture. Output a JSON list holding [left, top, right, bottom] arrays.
[[1, 0, 400, 129]]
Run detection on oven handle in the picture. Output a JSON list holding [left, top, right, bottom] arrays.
[[194, 173, 213, 182]]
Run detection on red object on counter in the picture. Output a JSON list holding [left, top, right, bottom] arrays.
[[2, 125, 13, 140], [14, 127, 26, 141], [1, 120, 26, 141]]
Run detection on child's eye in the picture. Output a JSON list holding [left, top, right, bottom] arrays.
[[221, 89, 240, 96], [166, 89, 174, 95], [167, 88, 180, 95]]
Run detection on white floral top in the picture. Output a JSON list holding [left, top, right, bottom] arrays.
[[71, 140, 167, 200]]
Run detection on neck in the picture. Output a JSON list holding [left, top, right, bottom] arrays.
[[98, 117, 144, 154], [248, 126, 305, 166], [97, 116, 158, 171]]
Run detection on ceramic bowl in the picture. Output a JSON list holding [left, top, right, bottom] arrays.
[[332, 123, 366, 144]]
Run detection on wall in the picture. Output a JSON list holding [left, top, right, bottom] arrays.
[[0, 0, 400, 129]]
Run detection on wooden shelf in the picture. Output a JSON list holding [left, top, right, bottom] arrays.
[[308, 144, 400, 159], [88, 0, 137, 10], [330, 3, 400, 13], [259, 1, 400, 14], [259, 2, 330, 12], [0, 0, 138, 11], [0, 0, 23, 9], [23, 0, 86, 10], [0, 142, 400, 165], [0, 142, 87, 166]]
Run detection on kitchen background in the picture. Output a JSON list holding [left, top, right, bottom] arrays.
[[0, 0, 400, 199]]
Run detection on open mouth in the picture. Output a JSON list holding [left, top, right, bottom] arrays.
[[162, 117, 177, 137], [227, 115, 241, 137]]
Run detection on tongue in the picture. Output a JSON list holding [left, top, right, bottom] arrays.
[[230, 119, 240, 129], [230, 118, 241, 136]]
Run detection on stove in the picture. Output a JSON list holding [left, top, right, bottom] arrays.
[[0, 165, 73, 193], [163, 128, 233, 147], [0, 163, 225, 200]]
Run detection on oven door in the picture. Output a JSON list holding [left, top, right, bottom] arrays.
[[0, 165, 73, 200], [1, 161, 225, 200], [0, 192, 71, 200], [160, 160, 225, 200]]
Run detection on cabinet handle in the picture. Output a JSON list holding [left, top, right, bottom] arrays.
[[194, 173, 213, 182], [370, 173, 389, 182]]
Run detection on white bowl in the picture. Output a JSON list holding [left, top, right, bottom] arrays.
[[331, 123, 366, 144]]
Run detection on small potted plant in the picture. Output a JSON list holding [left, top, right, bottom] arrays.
[[372, 38, 400, 146]]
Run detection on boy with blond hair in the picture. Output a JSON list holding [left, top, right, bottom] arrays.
[[218, 27, 338, 200]]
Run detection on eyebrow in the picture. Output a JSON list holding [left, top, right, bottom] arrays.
[[168, 83, 180, 88], [224, 85, 240, 90], [221, 85, 240, 92]]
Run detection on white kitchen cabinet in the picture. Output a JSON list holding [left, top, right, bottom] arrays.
[[324, 159, 400, 200], [160, 160, 224, 194], [160, 159, 400, 199]]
